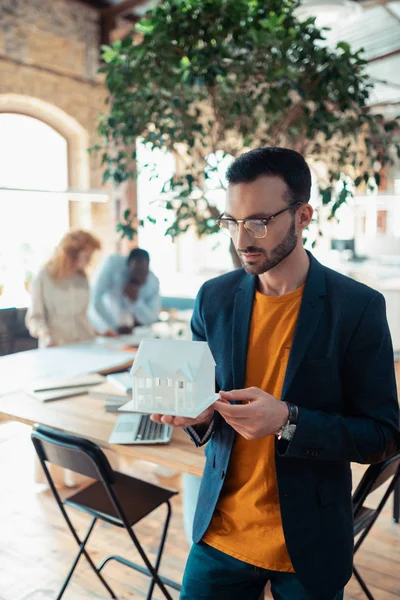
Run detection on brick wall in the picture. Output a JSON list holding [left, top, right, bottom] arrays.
[[0, 0, 127, 257]]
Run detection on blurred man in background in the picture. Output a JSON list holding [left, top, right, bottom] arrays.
[[90, 248, 160, 335]]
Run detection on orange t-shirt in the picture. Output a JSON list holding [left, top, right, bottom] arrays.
[[203, 284, 305, 571]]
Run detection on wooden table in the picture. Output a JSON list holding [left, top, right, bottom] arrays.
[[1, 362, 399, 480], [0, 390, 205, 477]]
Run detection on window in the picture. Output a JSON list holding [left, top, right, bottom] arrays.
[[137, 142, 234, 298], [146, 378, 152, 388], [177, 380, 185, 390], [166, 378, 172, 387], [0, 114, 69, 308], [155, 377, 161, 387]]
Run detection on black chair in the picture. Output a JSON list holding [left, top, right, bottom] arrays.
[[352, 452, 400, 600], [31, 424, 179, 600]]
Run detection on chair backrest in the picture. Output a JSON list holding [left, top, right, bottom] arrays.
[[31, 425, 116, 485], [352, 452, 400, 517]]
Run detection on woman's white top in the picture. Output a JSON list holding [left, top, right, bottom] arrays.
[[26, 267, 96, 347]]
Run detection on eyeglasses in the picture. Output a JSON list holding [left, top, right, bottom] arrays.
[[217, 201, 303, 239]]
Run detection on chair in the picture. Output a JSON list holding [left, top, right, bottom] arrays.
[[31, 424, 179, 600], [352, 452, 400, 600]]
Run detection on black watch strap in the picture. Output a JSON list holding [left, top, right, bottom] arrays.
[[285, 402, 299, 425]]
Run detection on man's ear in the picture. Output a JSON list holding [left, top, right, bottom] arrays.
[[298, 204, 313, 230]]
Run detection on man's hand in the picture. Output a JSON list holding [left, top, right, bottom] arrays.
[[117, 325, 133, 335], [150, 405, 215, 430], [213, 387, 289, 440], [124, 281, 140, 302], [103, 329, 119, 338]]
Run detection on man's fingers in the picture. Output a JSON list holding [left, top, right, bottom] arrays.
[[219, 388, 259, 401], [213, 400, 252, 419], [160, 415, 177, 426], [151, 414, 195, 428], [150, 414, 163, 423]]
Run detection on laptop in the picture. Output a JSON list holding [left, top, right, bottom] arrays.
[[108, 413, 172, 445]]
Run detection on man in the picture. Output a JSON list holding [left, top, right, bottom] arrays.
[[90, 248, 160, 334], [151, 147, 400, 600]]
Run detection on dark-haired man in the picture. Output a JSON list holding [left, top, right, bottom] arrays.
[[151, 147, 400, 600], [90, 248, 160, 334]]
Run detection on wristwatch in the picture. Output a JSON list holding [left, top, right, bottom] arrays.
[[276, 402, 298, 441]]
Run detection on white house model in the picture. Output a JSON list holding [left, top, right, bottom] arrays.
[[119, 338, 218, 418]]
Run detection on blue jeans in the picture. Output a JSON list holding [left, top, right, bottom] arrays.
[[180, 541, 344, 600]]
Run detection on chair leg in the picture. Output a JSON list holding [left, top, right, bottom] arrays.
[[353, 566, 375, 600], [56, 514, 117, 600], [354, 474, 400, 554], [56, 517, 97, 600], [42, 463, 118, 600], [98, 554, 181, 591], [122, 515, 174, 599], [146, 501, 172, 600], [393, 479, 400, 523]]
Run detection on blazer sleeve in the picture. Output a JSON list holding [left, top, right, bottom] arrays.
[[25, 270, 52, 343], [185, 284, 216, 447], [278, 292, 400, 463]]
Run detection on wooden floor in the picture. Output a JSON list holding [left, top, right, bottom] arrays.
[[0, 421, 399, 600]]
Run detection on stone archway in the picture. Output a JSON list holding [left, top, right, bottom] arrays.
[[0, 93, 91, 227]]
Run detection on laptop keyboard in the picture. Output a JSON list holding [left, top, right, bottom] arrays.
[[136, 415, 165, 441], [115, 414, 170, 443]]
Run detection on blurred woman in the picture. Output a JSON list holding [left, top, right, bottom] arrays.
[[26, 230, 101, 346], [26, 230, 110, 487]]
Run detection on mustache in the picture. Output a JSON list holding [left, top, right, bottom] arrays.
[[238, 247, 266, 255]]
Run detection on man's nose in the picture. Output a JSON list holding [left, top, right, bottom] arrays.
[[235, 222, 253, 249]]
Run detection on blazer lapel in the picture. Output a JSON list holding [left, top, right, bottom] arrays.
[[282, 253, 327, 399], [231, 273, 256, 390]]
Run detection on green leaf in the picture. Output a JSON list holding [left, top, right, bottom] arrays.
[[320, 188, 332, 205], [95, 0, 383, 247], [180, 56, 191, 69], [337, 41, 351, 54]]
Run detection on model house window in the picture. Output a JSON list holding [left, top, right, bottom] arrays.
[[167, 378, 172, 387], [146, 378, 152, 388], [178, 380, 185, 389], [156, 378, 161, 387]]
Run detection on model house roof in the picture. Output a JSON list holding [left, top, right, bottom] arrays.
[[131, 339, 215, 380]]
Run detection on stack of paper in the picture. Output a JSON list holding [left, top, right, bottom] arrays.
[[26, 373, 105, 403]]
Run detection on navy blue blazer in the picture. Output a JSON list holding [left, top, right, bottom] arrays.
[[188, 252, 400, 600]]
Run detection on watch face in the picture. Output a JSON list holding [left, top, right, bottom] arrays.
[[282, 424, 297, 441]]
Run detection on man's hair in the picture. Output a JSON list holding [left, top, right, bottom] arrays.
[[226, 147, 311, 204], [127, 248, 149, 263]]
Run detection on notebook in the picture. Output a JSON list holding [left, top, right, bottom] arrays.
[[27, 386, 93, 403], [108, 413, 172, 445], [89, 381, 130, 402], [26, 373, 105, 402], [31, 373, 105, 393], [106, 371, 132, 394]]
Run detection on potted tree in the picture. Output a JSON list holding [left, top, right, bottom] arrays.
[[94, 0, 400, 254]]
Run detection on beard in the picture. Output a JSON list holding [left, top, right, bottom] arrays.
[[239, 219, 297, 275]]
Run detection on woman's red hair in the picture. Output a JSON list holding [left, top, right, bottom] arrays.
[[47, 229, 101, 280]]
